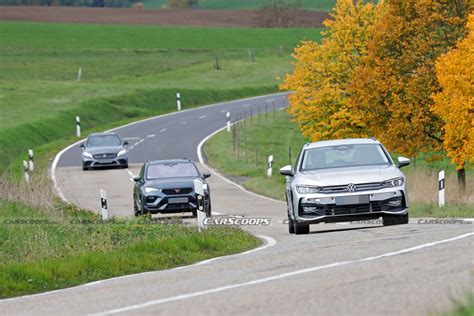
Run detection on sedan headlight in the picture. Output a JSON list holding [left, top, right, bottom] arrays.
[[383, 177, 404, 187], [296, 185, 322, 194], [82, 152, 93, 159], [144, 187, 161, 193], [117, 149, 127, 157]]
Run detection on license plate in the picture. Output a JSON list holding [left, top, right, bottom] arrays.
[[335, 195, 369, 205], [168, 197, 188, 204]]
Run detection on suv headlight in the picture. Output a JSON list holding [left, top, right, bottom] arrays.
[[82, 152, 93, 159], [296, 185, 322, 194], [144, 187, 161, 193], [383, 177, 404, 187], [117, 149, 127, 157]]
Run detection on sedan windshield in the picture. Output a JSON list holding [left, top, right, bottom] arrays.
[[147, 162, 199, 180], [301, 144, 390, 171], [87, 135, 121, 147]]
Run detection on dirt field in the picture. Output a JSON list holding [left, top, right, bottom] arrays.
[[0, 6, 328, 27]]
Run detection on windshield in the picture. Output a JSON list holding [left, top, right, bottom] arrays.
[[86, 135, 122, 147], [300, 144, 390, 171], [146, 162, 199, 180]]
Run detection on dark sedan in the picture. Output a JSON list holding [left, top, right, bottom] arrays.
[[133, 159, 211, 217]]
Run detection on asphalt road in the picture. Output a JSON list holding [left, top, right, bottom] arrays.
[[2, 93, 473, 315]]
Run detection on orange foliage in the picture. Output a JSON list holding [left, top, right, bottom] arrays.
[[280, 0, 385, 141], [349, 0, 470, 157], [432, 14, 474, 170]]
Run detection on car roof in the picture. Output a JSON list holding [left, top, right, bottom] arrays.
[[88, 132, 119, 137], [304, 138, 380, 150], [147, 159, 194, 165]]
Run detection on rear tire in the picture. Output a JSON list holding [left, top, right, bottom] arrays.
[[383, 213, 409, 226], [294, 222, 310, 235], [288, 214, 295, 234]]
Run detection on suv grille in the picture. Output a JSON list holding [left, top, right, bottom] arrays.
[[162, 188, 193, 195], [93, 153, 117, 160], [320, 182, 385, 193]]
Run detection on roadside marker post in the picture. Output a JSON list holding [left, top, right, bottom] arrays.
[[194, 179, 207, 232], [100, 189, 109, 221], [23, 160, 29, 183], [176, 92, 182, 111], [226, 112, 231, 132], [77, 67, 82, 82], [267, 155, 274, 178], [28, 149, 34, 172], [76, 116, 81, 138], [438, 170, 445, 207]]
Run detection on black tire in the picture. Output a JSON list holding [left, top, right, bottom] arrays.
[[82, 166, 88, 171], [123, 164, 129, 169], [133, 200, 141, 217], [205, 201, 212, 217], [294, 222, 310, 235], [192, 210, 197, 218], [288, 214, 295, 234], [383, 213, 409, 226]]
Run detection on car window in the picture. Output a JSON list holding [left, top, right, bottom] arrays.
[[146, 162, 199, 180], [87, 135, 121, 147], [301, 144, 390, 171]]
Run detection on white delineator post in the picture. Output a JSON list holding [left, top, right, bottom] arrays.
[[226, 112, 231, 132], [267, 155, 274, 177], [438, 170, 445, 207], [76, 116, 81, 138], [28, 149, 34, 172], [194, 179, 207, 232], [100, 189, 109, 220], [176, 92, 181, 111], [23, 160, 29, 183], [77, 67, 82, 82]]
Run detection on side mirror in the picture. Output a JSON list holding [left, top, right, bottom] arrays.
[[123, 141, 129, 146], [203, 172, 211, 179], [397, 157, 410, 168], [279, 165, 294, 176], [133, 175, 141, 182]]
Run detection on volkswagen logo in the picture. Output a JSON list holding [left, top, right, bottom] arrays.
[[346, 183, 356, 192]]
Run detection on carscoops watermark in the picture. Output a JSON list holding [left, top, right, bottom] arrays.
[[204, 216, 271, 226], [417, 218, 472, 225]]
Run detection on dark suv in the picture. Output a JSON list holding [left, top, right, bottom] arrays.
[[133, 159, 211, 217]]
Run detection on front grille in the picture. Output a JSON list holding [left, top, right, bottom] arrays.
[[93, 153, 117, 160], [320, 182, 385, 193], [162, 188, 193, 195]]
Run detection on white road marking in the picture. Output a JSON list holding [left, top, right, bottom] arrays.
[[139, 139, 144, 143], [133, 142, 139, 146], [95, 232, 474, 315], [242, 104, 250, 108], [159, 128, 167, 132], [147, 134, 155, 138], [266, 99, 275, 103], [180, 121, 188, 125], [199, 115, 207, 119], [0, 235, 276, 304], [123, 137, 140, 140], [220, 109, 229, 113], [128, 146, 134, 150], [126, 170, 134, 177]]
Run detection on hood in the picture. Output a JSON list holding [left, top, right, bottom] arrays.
[[295, 165, 403, 186], [84, 146, 124, 155], [145, 177, 199, 189]]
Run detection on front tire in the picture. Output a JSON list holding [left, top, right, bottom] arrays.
[[288, 214, 295, 234], [294, 222, 310, 235], [383, 213, 409, 226]]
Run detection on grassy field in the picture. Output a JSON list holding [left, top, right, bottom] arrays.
[[141, 0, 338, 11], [203, 110, 474, 217], [0, 198, 260, 298], [0, 21, 322, 174]]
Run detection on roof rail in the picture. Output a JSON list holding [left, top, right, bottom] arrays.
[[369, 136, 378, 141]]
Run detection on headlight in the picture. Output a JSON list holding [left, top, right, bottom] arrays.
[[296, 185, 322, 194], [82, 152, 93, 159], [144, 187, 161, 193], [383, 177, 404, 187], [117, 149, 127, 157]]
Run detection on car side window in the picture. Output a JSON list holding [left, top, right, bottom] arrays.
[[294, 151, 302, 172]]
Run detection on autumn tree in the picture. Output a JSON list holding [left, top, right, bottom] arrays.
[[349, 0, 471, 158], [432, 14, 474, 186], [280, 0, 385, 141]]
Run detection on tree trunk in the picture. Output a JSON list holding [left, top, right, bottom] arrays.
[[457, 168, 466, 189]]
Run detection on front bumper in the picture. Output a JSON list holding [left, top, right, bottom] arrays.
[[142, 193, 210, 214], [82, 156, 128, 168], [294, 189, 408, 224]]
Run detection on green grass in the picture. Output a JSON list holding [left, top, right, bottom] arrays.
[[0, 199, 261, 298], [203, 110, 474, 217], [141, 0, 338, 11], [447, 294, 474, 316]]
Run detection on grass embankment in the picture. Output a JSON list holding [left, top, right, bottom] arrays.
[[141, 0, 337, 11], [0, 198, 260, 298], [203, 110, 473, 218], [0, 21, 322, 175]]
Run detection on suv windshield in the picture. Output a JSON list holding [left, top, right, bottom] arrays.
[[87, 135, 122, 147], [147, 162, 199, 180], [301, 144, 390, 171]]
